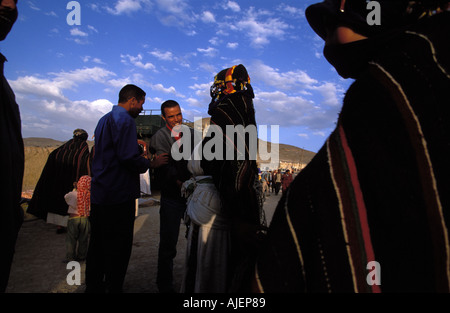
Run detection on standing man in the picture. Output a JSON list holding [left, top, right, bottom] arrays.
[[150, 100, 195, 293], [0, 0, 23, 293], [268, 170, 273, 194], [86, 84, 150, 293], [273, 169, 282, 195], [262, 171, 270, 198], [281, 169, 293, 194]]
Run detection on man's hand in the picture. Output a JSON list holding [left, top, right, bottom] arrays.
[[150, 153, 169, 168]]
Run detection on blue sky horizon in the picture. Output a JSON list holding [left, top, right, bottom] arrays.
[[2, 0, 354, 153]]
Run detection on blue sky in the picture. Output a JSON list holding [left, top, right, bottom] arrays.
[[2, 0, 353, 153]]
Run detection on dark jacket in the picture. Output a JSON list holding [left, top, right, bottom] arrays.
[[150, 125, 195, 201], [0, 52, 24, 291]]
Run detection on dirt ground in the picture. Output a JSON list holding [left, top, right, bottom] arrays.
[[5, 190, 280, 294]]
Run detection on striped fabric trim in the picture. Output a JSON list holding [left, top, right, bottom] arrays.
[[327, 139, 358, 292], [254, 187, 305, 293], [371, 61, 450, 291], [283, 188, 306, 285], [404, 31, 450, 79], [328, 125, 381, 293]]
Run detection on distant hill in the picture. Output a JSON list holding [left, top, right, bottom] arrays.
[[23, 137, 95, 149], [21, 137, 315, 192], [269, 140, 316, 164], [23, 136, 315, 167], [186, 118, 316, 167], [23, 137, 65, 147]]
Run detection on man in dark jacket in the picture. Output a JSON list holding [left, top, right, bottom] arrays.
[[150, 100, 197, 293]]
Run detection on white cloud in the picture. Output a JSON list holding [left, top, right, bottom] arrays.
[[313, 131, 327, 137], [20, 97, 114, 141], [106, 0, 149, 15], [107, 78, 133, 89], [70, 28, 88, 37], [10, 67, 116, 103], [255, 91, 314, 126], [88, 25, 99, 33], [149, 49, 174, 61], [277, 4, 304, 17], [10, 67, 119, 141], [28, 1, 41, 11], [309, 82, 341, 107], [297, 133, 309, 139], [155, 0, 189, 15], [185, 97, 204, 108], [254, 90, 336, 131], [226, 1, 241, 12], [201, 11, 215, 23], [149, 83, 184, 98], [233, 8, 289, 48], [53, 67, 116, 86], [154, 0, 196, 30], [92, 99, 114, 113], [92, 58, 105, 64], [250, 61, 318, 91], [208, 37, 221, 46], [188, 83, 211, 107], [197, 47, 217, 57], [239, 61, 345, 133], [46, 11, 58, 17], [10, 76, 69, 102], [82, 56, 106, 64], [121, 54, 156, 70]]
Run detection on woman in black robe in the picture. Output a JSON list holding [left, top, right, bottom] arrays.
[[199, 64, 267, 292], [27, 129, 92, 229]]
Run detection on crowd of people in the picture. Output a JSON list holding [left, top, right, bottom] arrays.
[[259, 169, 294, 200], [2, 0, 450, 294]]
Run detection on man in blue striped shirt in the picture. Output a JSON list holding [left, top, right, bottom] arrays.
[[86, 84, 150, 293]]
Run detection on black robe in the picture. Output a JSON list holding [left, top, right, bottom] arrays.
[[27, 138, 91, 220], [255, 12, 450, 293], [0, 53, 24, 292], [202, 64, 267, 292]]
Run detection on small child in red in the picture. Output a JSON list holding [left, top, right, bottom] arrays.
[[63, 175, 91, 262]]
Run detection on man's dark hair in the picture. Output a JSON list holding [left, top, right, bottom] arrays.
[[161, 100, 180, 117], [118, 84, 146, 104]]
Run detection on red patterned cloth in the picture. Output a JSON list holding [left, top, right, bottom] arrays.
[[76, 175, 91, 217]]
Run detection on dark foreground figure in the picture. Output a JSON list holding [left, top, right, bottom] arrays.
[[0, 0, 22, 293], [255, 0, 450, 292]]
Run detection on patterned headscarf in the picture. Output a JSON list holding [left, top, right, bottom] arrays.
[[76, 175, 91, 217], [209, 64, 253, 104]]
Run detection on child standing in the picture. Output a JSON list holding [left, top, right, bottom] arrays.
[[64, 175, 91, 262]]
